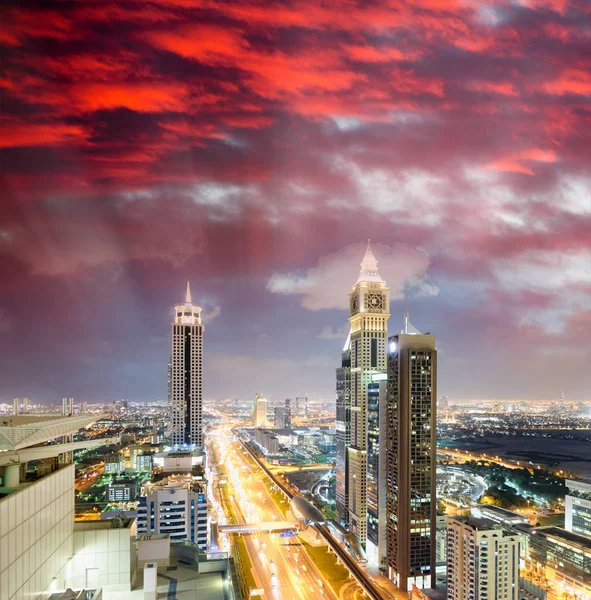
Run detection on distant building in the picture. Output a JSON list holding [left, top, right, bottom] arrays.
[[284, 399, 292, 427], [253, 428, 279, 454], [446, 517, 520, 600], [565, 478, 591, 539], [274, 406, 289, 428], [136, 452, 154, 471], [366, 372, 387, 568], [108, 477, 140, 502], [386, 316, 437, 591], [105, 453, 125, 473], [252, 394, 269, 427], [471, 505, 529, 527], [169, 282, 204, 448]]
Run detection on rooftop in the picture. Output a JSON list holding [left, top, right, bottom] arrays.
[[533, 526, 591, 550]]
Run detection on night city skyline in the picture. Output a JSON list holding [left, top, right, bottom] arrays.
[[1, 1, 590, 406]]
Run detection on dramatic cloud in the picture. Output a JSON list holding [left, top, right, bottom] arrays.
[[0, 0, 590, 402], [267, 243, 438, 310]]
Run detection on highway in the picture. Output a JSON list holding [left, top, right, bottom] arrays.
[[208, 423, 343, 600], [234, 431, 390, 600]]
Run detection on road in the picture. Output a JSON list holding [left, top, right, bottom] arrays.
[[236, 433, 410, 600], [208, 423, 344, 600]]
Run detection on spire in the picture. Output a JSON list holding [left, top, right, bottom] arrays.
[[402, 308, 422, 335], [185, 281, 192, 304], [357, 239, 384, 283]]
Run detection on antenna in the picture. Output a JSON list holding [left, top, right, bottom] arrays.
[[404, 292, 409, 334]]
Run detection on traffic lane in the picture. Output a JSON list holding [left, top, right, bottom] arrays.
[[229, 440, 334, 600]]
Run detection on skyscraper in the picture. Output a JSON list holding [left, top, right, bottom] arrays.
[[335, 345, 351, 522], [253, 394, 268, 427], [347, 241, 390, 544], [386, 315, 437, 590], [367, 372, 387, 567], [169, 282, 204, 448]]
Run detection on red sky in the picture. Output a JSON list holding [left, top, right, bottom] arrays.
[[1, 0, 590, 404]]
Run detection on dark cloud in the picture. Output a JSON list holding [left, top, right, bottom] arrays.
[[0, 0, 589, 403]]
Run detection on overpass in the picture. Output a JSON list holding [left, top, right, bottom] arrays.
[[219, 521, 298, 534], [235, 432, 387, 600]]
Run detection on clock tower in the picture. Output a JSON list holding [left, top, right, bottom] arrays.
[[347, 240, 390, 545]]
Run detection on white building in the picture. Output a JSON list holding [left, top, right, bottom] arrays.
[[253, 394, 269, 427], [446, 517, 520, 600], [0, 414, 118, 599], [169, 282, 204, 448], [346, 240, 390, 545], [136, 475, 208, 549], [565, 478, 591, 539]]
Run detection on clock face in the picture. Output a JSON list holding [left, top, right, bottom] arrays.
[[365, 293, 384, 311], [350, 294, 359, 315]]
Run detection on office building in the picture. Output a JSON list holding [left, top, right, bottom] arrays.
[[137, 475, 208, 549], [136, 452, 154, 471], [386, 316, 437, 590], [335, 346, 351, 523], [104, 453, 125, 473], [366, 372, 387, 567], [347, 240, 390, 545], [446, 517, 520, 600], [274, 405, 290, 428], [108, 477, 140, 502], [169, 282, 204, 448], [565, 478, 591, 538], [253, 394, 268, 427], [524, 526, 591, 598]]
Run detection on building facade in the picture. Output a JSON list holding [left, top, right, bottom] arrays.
[[366, 373, 387, 567], [346, 241, 390, 545], [386, 319, 437, 590], [136, 476, 208, 549], [169, 282, 204, 448], [335, 347, 351, 523], [565, 478, 591, 539], [446, 517, 520, 600]]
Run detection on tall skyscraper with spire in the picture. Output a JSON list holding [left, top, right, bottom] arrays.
[[168, 282, 204, 448], [346, 241, 390, 544]]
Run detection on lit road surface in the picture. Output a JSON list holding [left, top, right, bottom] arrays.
[[208, 424, 342, 600]]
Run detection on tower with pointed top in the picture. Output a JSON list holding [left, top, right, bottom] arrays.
[[346, 241, 390, 545], [168, 282, 204, 448]]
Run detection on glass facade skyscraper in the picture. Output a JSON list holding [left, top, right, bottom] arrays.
[[386, 321, 437, 591]]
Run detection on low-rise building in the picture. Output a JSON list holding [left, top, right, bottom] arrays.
[[523, 526, 591, 599], [136, 452, 154, 471], [471, 504, 529, 527], [253, 428, 279, 454], [565, 478, 591, 539], [104, 453, 125, 473], [108, 477, 140, 502]]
